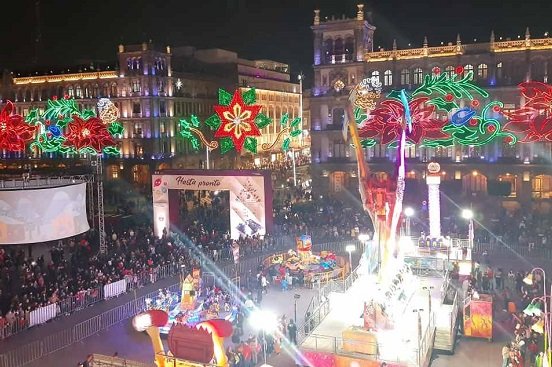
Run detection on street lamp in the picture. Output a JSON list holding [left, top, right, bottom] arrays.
[[524, 268, 551, 366], [404, 207, 414, 236], [346, 244, 356, 274], [461, 209, 474, 248], [250, 309, 278, 365], [294, 293, 301, 323]]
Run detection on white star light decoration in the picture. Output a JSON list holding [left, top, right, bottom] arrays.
[[175, 78, 183, 90]]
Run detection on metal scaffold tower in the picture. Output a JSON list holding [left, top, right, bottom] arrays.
[[91, 155, 106, 254]]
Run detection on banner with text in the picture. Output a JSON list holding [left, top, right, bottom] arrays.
[[152, 172, 268, 240]]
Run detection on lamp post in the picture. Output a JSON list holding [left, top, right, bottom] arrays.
[[346, 244, 356, 275], [422, 286, 434, 318], [250, 309, 278, 366], [461, 209, 474, 249], [294, 293, 301, 323], [404, 207, 414, 237], [524, 268, 551, 366]]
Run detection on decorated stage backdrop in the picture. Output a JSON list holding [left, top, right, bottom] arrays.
[[152, 170, 272, 240]]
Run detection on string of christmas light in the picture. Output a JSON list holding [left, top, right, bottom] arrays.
[[178, 88, 302, 155], [356, 68, 518, 148], [25, 97, 123, 155]]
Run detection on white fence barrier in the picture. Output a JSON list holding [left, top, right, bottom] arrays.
[[103, 279, 127, 299], [29, 303, 57, 327]]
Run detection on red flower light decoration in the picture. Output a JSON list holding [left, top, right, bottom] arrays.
[[455, 65, 464, 75], [432, 66, 441, 75], [213, 90, 262, 152], [63, 115, 116, 152], [503, 82, 552, 142], [359, 97, 449, 144], [0, 101, 36, 151]]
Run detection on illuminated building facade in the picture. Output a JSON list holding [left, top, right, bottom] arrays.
[[0, 43, 304, 185], [309, 4, 552, 209]]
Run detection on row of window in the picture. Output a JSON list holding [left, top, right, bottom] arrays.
[[369, 63, 496, 86], [126, 57, 167, 74]]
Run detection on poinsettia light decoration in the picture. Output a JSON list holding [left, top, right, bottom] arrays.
[[0, 101, 36, 152]]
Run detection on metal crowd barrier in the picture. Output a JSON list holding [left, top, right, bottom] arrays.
[[0, 238, 399, 367]]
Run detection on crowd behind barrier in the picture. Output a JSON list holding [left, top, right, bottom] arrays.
[[1, 193, 551, 343]]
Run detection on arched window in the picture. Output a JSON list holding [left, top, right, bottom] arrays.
[[383, 70, 393, 86], [324, 39, 334, 63], [84, 85, 90, 98], [413, 68, 423, 84], [332, 107, 345, 126], [371, 70, 380, 83], [75, 85, 82, 98], [67, 86, 74, 97], [93, 84, 99, 97], [445, 66, 455, 77], [400, 69, 410, 85], [111, 83, 117, 97], [102, 84, 109, 97], [477, 64, 488, 79], [41, 89, 48, 101], [345, 37, 354, 61], [334, 38, 344, 55], [465, 64, 474, 75], [127, 58, 133, 70]]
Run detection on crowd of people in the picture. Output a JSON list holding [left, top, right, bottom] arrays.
[[0, 228, 199, 338], [457, 255, 548, 367]]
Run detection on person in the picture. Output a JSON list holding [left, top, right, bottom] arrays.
[[287, 319, 297, 345], [82, 355, 93, 367], [502, 343, 510, 367]]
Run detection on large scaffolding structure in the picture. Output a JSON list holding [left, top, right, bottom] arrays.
[[90, 155, 106, 254]]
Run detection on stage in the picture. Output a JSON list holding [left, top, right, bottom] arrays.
[[299, 265, 447, 367]]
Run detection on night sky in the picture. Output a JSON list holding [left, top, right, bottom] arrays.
[[1, 0, 550, 86]]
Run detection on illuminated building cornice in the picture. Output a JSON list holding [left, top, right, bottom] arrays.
[[364, 38, 552, 62], [13, 71, 118, 85]]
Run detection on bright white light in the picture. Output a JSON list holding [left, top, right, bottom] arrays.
[[249, 310, 278, 333], [358, 234, 370, 242], [133, 313, 152, 332], [404, 207, 414, 217], [399, 236, 414, 249], [461, 209, 474, 220], [346, 244, 356, 253]]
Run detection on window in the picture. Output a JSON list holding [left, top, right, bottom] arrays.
[[160, 101, 166, 115], [371, 71, 380, 84], [332, 108, 345, 126], [532, 175, 552, 199], [93, 84, 99, 97], [111, 83, 117, 97], [160, 121, 166, 134], [132, 102, 141, 114], [445, 66, 455, 77], [496, 62, 503, 79], [84, 86, 90, 98], [159, 80, 165, 93], [132, 80, 141, 93], [400, 69, 410, 85], [465, 64, 474, 75], [383, 70, 393, 86], [133, 123, 143, 136], [75, 85, 82, 98], [477, 64, 488, 79], [413, 68, 423, 84], [67, 86, 74, 97], [332, 140, 348, 158]]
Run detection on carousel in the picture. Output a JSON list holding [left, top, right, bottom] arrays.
[[263, 235, 348, 287]]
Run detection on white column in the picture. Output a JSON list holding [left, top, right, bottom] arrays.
[[426, 175, 441, 238]]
